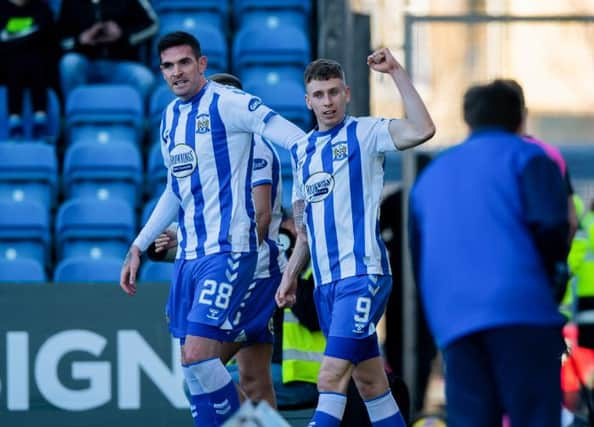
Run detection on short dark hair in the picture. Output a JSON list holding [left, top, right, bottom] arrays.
[[304, 59, 345, 84], [209, 73, 243, 90], [463, 79, 524, 133], [157, 31, 201, 61]]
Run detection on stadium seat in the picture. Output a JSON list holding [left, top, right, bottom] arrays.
[[140, 261, 174, 283], [53, 256, 122, 284], [0, 200, 50, 265], [63, 141, 143, 206], [233, 0, 310, 27], [148, 84, 176, 143], [237, 10, 309, 34], [0, 87, 61, 143], [384, 151, 402, 183], [156, 16, 228, 75], [0, 142, 58, 209], [155, 0, 229, 33], [233, 22, 310, 76], [243, 78, 311, 130], [55, 198, 136, 261], [147, 142, 168, 196], [65, 84, 144, 146], [0, 258, 47, 284]]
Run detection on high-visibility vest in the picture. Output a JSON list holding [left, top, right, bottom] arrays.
[[282, 308, 325, 384], [561, 224, 594, 321]]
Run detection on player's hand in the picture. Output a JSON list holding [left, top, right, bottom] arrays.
[[154, 229, 177, 253], [120, 246, 141, 296], [95, 21, 122, 43], [367, 48, 402, 74], [275, 274, 298, 308], [79, 23, 104, 45]]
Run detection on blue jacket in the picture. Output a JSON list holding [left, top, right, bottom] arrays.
[[409, 130, 568, 349]]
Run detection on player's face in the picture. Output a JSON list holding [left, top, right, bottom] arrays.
[[160, 44, 207, 101], [305, 78, 351, 131]]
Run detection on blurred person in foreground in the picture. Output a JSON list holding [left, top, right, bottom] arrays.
[[409, 79, 569, 427]]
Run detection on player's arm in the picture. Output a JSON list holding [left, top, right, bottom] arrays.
[[120, 174, 179, 295], [262, 115, 306, 150], [276, 199, 310, 308], [253, 184, 272, 245], [367, 48, 435, 150]]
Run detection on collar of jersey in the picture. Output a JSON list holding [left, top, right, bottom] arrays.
[[311, 115, 348, 139], [180, 81, 210, 105]]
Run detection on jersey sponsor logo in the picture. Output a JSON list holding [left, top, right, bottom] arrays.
[[332, 142, 348, 161], [253, 158, 268, 170], [248, 97, 262, 111], [304, 172, 335, 203], [169, 144, 197, 178], [195, 113, 210, 134]]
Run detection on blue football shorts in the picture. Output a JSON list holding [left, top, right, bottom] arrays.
[[233, 274, 282, 345], [314, 274, 392, 339], [166, 251, 258, 342]]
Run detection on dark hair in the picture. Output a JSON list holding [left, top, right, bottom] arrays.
[[304, 58, 345, 84], [463, 79, 524, 133], [157, 31, 201, 61], [209, 73, 243, 90]]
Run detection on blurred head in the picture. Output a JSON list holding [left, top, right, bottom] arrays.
[[463, 79, 525, 134], [304, 59, 350, 131], [158, 31, 207, 101], [209, 73, 243, 90]]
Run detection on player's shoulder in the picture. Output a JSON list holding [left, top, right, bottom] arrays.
[[211, 82, 263, 110]]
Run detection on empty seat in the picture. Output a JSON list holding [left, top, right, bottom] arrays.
[[55, 198, 136, 261], [232, 19, 310, 76], [54, 256, 122, 284], [0, 258, 47, 284], [156, 0, 229, 33], [65, 84, 144, 146], [233, 0, 310, 27], [147, 142, 168, 196], [148, 84, 176, 143], [63, 141, 143, 206], [384, 151, 402, 183], [140, 261, 174, 283], [0, 200, 50, 265], [156, 16, 228, 75], [244, 78, 311, 130], [0, 142, 58, 208]]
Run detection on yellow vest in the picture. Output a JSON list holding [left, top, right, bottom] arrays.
[[561, 224, 594, 320], [282, 308, 325, 384]]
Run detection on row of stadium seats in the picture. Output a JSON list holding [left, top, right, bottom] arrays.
[[0, 256, 173, 284]]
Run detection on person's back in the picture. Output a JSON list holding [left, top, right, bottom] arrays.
[[412, 130, 564, 348]]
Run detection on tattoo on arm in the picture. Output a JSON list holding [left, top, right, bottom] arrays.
[[287, 200, 310, 276]]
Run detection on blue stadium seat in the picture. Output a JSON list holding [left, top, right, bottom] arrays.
[[0, 87, 61, 143], [233, 0, 310, 27], [0, 200, 50, 265], [156, 16, 228, 75], [0, 142, 58, 209], [140, 261, 174, 283], [54, 256, 122, 284], [141, 197, 160, 226], [233, 22, 310, 76], [147, 142, 168, 196], [0, 258, 47, 284], [65, 84, 144, 146], [244, 77, 311, 130], [384, 151, 402, 183], [55, 198, 136, 261], [148, 84, 176, 143], [237, 10, 309, 33], [156, 0, 229, 33], [63, 141, 143, 206]]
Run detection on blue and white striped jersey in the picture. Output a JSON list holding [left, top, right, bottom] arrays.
[[291, 116, 395, 286], [159, 81, 277, 259], [252, 135, 287, 279]]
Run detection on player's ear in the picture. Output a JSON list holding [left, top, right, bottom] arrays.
[[345, 85, 351, 104], [305, 94, 313, 110]]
